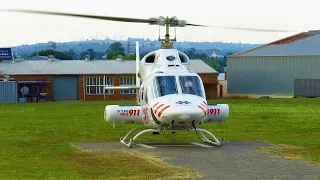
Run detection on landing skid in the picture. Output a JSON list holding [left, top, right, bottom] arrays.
[[120, 126, 223, 148], [191, 128, 224, 147], [120, 126, 160, 148]]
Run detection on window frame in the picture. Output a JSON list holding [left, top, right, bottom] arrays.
[[86, 76, 114, 95], [120, 76, 136, 94]]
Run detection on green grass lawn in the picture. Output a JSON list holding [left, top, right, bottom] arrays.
[[0, 99, 319, 179]]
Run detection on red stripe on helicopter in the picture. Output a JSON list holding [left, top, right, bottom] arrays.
[[153, 102, 159, 108], [200, 103, 207, 109], [158, 105, 170, 117], [154, 104, 164, 114], [198, 105, 207, 116]]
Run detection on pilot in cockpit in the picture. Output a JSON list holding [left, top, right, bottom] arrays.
[[183, 80, 194, 94], [159, 77, 177, 96]]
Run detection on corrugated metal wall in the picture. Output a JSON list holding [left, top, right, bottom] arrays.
[[227, 56, 320, 95], [294, 79, 320, 97], [53, 76, 78, 101], [0, 81, 17, 103]]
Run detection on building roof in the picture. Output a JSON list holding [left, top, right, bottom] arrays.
[[0, 59, 218, 75], [24, 56, 59, 61], [229, 30, 320, 57]]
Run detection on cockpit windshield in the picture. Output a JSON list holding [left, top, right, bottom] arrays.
[[155, 76, 177, 97], [179, 76, 204, 98]]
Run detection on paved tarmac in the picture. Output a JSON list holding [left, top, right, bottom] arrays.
[[75, 141, 320, 180]]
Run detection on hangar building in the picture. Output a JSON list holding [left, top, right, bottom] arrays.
[[0, 59, 218, 102], [227, 31, 320, 95]]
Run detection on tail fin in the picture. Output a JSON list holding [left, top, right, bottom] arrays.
[[105, 41, 141, 91]]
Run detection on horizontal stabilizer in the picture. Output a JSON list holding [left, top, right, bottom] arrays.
[[104, 105, 143, 124], [206, 104, 229, 122]]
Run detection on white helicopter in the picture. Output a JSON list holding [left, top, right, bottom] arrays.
[[102, 16, 231, 148], [3, 9, 291, 148], [105, 40, 230, 147]]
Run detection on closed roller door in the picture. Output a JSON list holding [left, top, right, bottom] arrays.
[[53, 76, 78, 101], [0, 81, 17, 103]]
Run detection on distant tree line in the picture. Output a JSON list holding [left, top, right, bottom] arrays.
[[25, 42, 227, 72], [26, 50, 72, 60], [184, 48, 228, 73], [39, 50, 72, 60], [26, 42, 136, 60], [14, 37, 258, 59]]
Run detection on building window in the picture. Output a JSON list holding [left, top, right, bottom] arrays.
[[86, 76, 114, 95], [120, 76, 136, 94]]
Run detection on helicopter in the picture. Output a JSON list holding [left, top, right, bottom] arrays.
[[2, 9, 292, 148]]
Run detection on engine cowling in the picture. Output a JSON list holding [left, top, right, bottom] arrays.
[[206, 104, 229, 122], [104, 105, 144, 124]]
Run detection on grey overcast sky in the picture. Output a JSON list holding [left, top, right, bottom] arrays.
[[0, 0, 319, 47]]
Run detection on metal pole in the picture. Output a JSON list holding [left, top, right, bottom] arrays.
[[165, 22, 170, 44], [136, 41, 140, 87], [104, 75, 106, 100], [166, 23, 170, 36], [83, 75, 86, 101]]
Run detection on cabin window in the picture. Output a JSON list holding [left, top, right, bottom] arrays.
[[120, 76, 136, 94], [139, 87, 144, 104], [179, 76, 204, 98], [140, 88, 144, 101], [179, 54, 188, 63], [155, 76, 177, 97], [145, 55, 155, 63], [145, 88, 148, 103], [86, 76, 114, 95]]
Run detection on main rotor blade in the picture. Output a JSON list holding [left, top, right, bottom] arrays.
[[186, 23, 207, 27], [210, 25, 295, 32], [185, 23, 294, 32], [1, 9, 155, 24], [1, 9, 296, 32]]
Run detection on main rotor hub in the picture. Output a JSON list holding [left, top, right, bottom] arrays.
[[151, 16, 185, 49], [149, 16, 186, 27]]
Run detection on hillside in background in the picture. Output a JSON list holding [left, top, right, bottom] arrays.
[[5, 38, 260, 73], [10, 38, 260, 59]]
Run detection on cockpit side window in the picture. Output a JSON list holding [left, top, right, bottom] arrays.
[[179, 76, 204, 98], [155, 76, 177, 97], [139, 87, 144, 102], [145, 88, 148, 103]]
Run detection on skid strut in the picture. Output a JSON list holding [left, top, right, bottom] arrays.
[[191, 128, 224, 147], [120, 126, 160, 148]]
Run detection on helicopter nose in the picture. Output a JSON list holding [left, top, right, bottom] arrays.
[[158, 105, 205, 125], [179, 114, 191, 120]]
